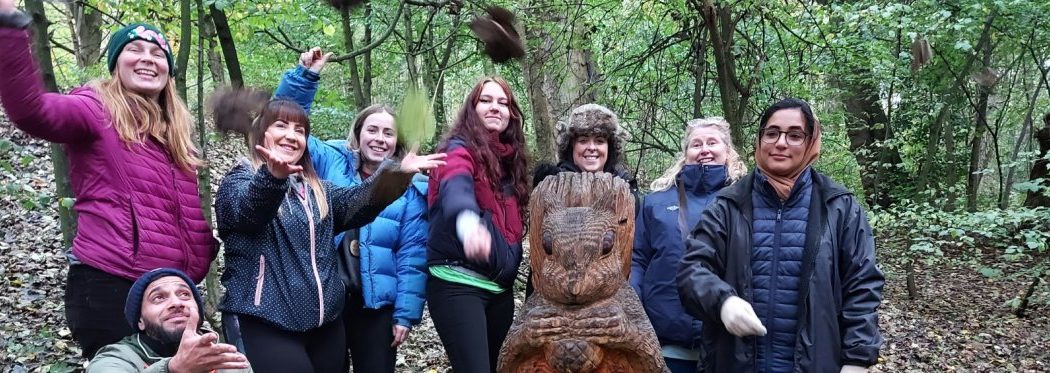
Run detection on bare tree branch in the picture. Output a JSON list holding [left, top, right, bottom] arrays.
[[330, 0, 407, 63]]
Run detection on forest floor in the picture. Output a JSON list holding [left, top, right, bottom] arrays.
[[1, 117, 1048, 372]]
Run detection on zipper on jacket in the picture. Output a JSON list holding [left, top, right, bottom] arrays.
[[765, 204, 784, 373], [297, 185, 325, 327], [254, 255, 266, 306]]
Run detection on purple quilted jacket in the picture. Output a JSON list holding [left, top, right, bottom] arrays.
[[0, 28, 217, 282]]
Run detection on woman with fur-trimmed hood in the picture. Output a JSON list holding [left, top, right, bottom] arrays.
[[532, 104, 638, 192]]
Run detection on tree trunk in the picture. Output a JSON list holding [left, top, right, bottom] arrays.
[[363, 3, 373, 102], [422, 12, 460, 134], [917, 104, 948, 198], [202, 14, 225, 85], [195, 0, 222, 331], [522, 16, 557, 164], [26, 0, 77, 249], [700, 0, 752, 147], [965, 40, 996, 212], [66, 0, 104, 67], [403, 5, 420, 85], [210, 4, 242, 87], [1025, 126, 1050, 207], [690, 26, 707, 119], [340, 6, 368, 109], [1001, 77, 1042, 209], [837, 73, 907, 209], [175, 0, 193, 100], [521, 1, 598, 165]]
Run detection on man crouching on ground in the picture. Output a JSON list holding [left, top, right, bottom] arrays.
[[88, 268, 251, 372]]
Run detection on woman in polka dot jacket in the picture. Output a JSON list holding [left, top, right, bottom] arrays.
[[214, 99, 445, 373]]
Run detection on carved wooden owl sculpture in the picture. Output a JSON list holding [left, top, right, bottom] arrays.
[[498, 172, 668, 373]]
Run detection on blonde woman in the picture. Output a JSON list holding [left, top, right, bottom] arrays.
[[0, 1, 215, 359], [630, 117, 746, 372]]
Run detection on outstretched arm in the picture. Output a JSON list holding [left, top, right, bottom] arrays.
[[0, 6, 103, 144]]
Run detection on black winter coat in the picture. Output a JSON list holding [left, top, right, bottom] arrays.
[[676, 169, 884, 373]]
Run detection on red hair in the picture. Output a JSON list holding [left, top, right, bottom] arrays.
[[439, 76, 530, 214]]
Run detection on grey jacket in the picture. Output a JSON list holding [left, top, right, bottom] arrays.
[[87, 333, 253, 373]]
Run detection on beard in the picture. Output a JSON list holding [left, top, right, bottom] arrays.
[[142, 319, 185, 345]]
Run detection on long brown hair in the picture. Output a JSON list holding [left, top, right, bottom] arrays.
[[91, 73, 200, 171], [247, 100, 329, 218], [439, 76, 530, 213]]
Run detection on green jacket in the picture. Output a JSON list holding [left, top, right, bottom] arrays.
[[87, 334, 252, 373]]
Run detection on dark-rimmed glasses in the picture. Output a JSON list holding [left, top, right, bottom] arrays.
[[760, 128, 808, 146]]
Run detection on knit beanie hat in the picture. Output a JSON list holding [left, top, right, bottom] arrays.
[[106, 23, 175, 76], [124, 268, 205, 331], [555, 104, 630, 168]]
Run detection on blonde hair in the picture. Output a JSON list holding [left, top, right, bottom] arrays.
[[91, 74, 200, 171], [649, 117, 747, 192]]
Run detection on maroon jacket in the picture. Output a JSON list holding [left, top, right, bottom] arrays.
[[0, 27, 217, 282], [426, 138, 523, 288]]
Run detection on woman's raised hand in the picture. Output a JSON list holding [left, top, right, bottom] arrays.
[[298, 47, 333, 74], [399, 143, 447, 173], [255, 145, 303, 179]]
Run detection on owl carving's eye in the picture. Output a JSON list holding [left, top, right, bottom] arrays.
[[542, 231, 554, 255], [600, 230, 615, 255]]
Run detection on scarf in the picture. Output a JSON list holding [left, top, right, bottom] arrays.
[[755, 120, 822, 200]]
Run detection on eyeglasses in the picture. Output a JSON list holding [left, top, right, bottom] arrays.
[[760, 128, 808, 146]]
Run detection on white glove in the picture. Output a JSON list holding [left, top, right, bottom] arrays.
[[840, 365, 869, 373], [719, 296, 767, 337]]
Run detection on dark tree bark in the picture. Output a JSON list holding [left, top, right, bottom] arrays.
[[1025, 124, 1050, 208], [66, 0, 104, 67], [175, 0, 193, 100], [26, 0, 77, 249], [210, 4, 242, 87], [838, 73, 908, 209], [340, 6, 369, 109]]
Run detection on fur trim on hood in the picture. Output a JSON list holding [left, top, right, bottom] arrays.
[[555, 104, 630, 168]]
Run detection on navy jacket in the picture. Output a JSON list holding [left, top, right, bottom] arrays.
[[274, 67, 429, 328], [751, 170, 812, 372], [631, 164, 728, 348], [677, 169, 884, 372], [216, 162, 409, 331]]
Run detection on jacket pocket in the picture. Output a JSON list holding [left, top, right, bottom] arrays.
[[254, 255, 266, 306], [129, 203, 141, 265]]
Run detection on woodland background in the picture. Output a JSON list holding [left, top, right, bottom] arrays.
[[2, 0, 1050, 371]]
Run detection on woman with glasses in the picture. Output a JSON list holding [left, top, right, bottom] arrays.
[[630, 117, 746, 372], [676, 98, 884, 373]]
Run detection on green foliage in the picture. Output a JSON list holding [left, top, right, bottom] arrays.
[[871, 202, 1050, 306]]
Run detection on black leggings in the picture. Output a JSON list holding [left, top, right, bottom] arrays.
[[427, 276, 514, 373], [64, 264, 135, 359], [224, 313, 345, 373], [344, 292, 396, 372]]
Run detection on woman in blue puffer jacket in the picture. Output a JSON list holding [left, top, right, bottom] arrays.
[[272, 48, 429, 372], [630, 117, 747, 372]]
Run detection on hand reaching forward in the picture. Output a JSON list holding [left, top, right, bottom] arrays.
[[399, 144, 446, 173], [167, 308, 250, 373], [840, 365, 869, 373], [391, 325, 410, 348], [298, 47, 333, 74], [719, 296, 767, 337], [463, 223, 492, 262], [255, 145, 303, 179]]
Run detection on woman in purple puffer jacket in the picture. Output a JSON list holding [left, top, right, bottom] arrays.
[[0, 1, 217, 359]]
